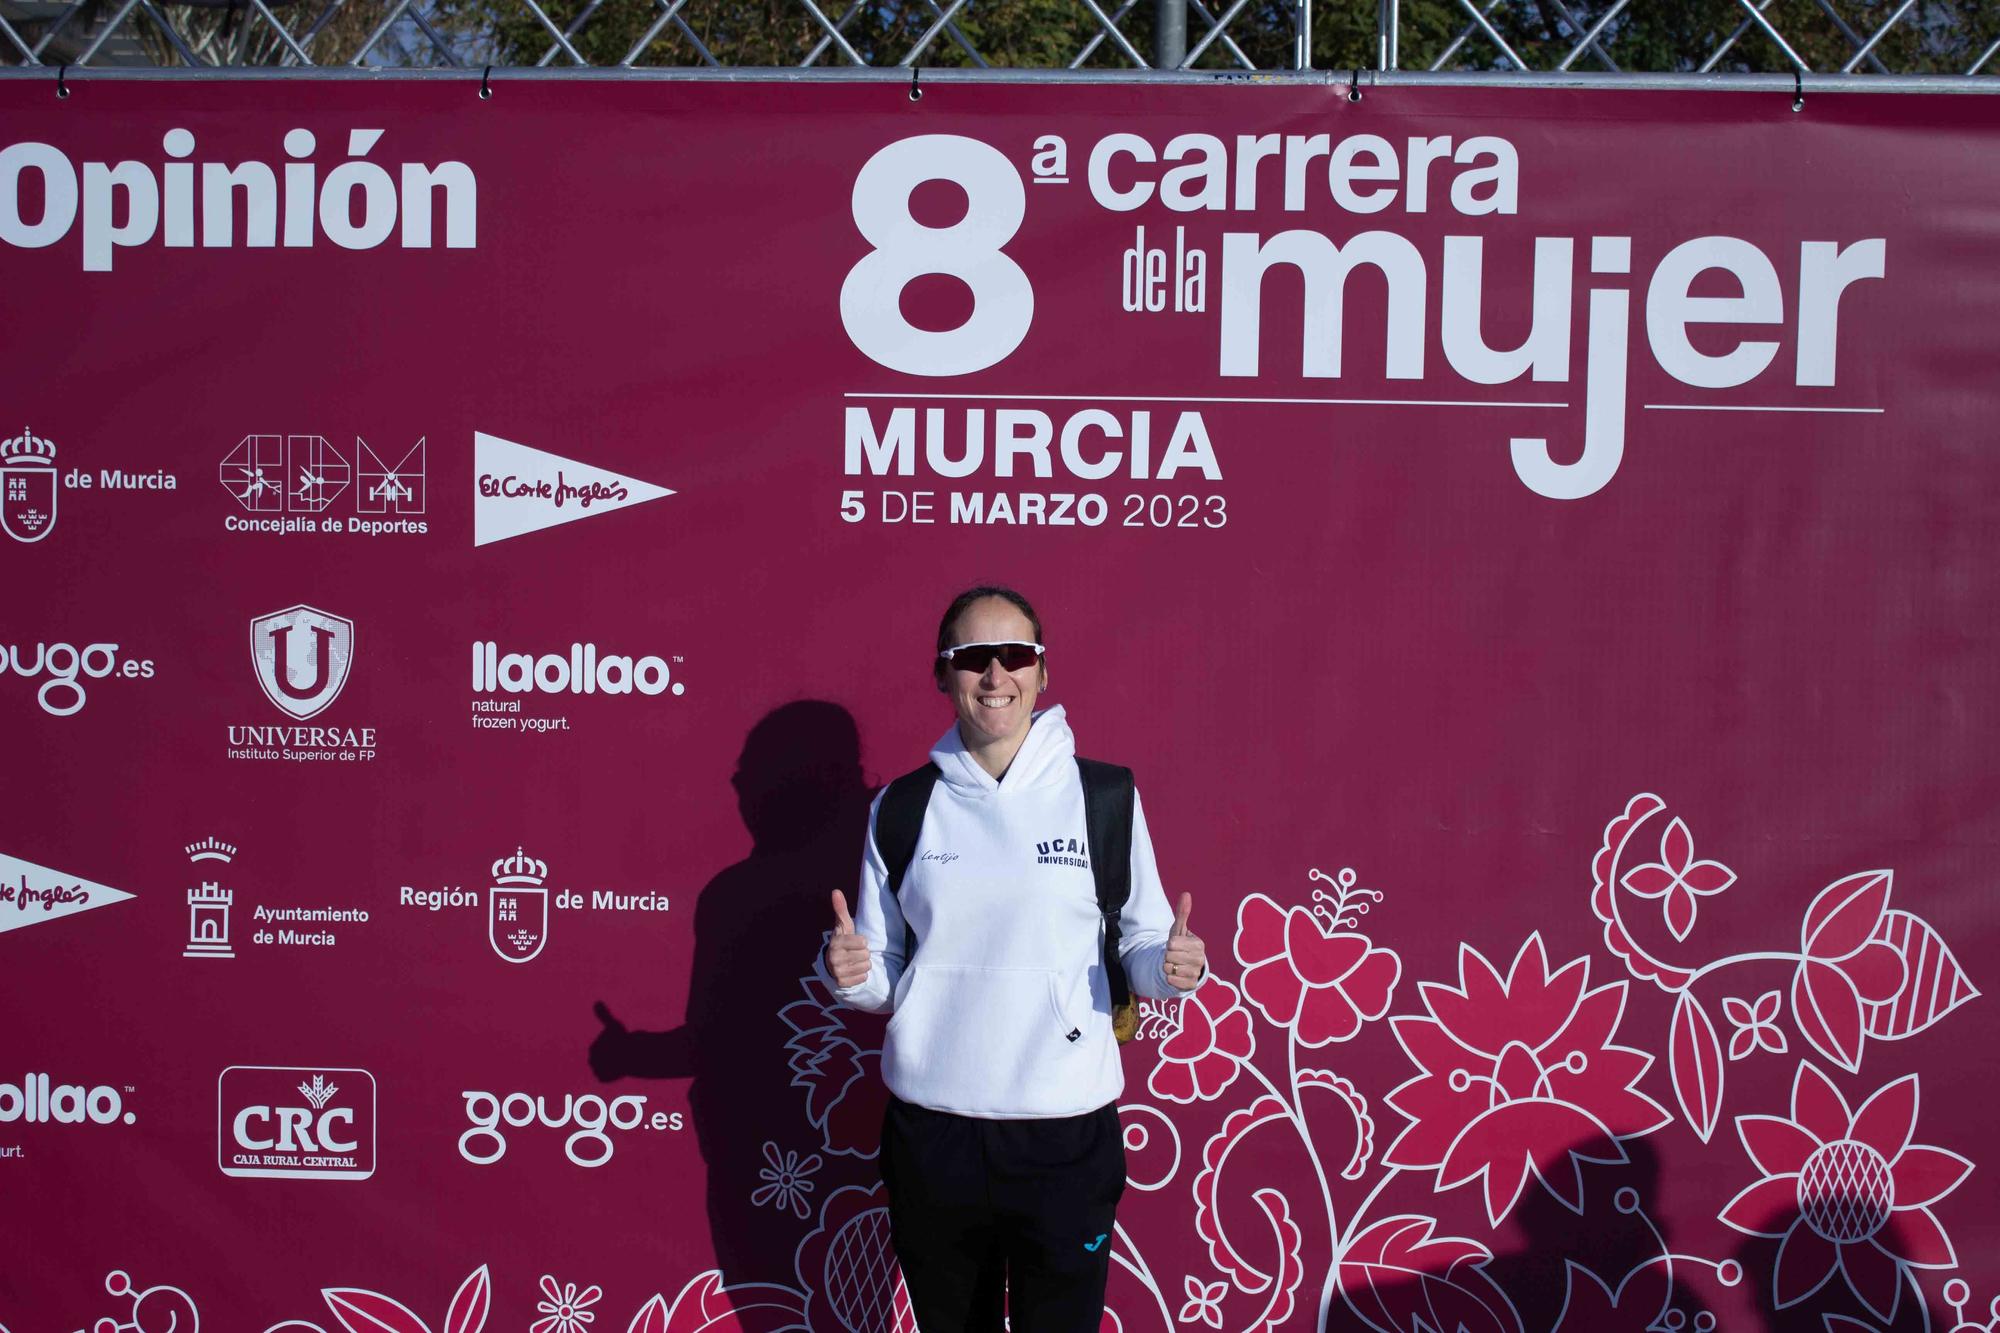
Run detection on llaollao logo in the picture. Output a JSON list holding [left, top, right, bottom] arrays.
[[0, 1074, 136, 1125]]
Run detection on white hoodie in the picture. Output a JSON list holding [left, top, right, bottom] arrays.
[[825, 704, 1196, 1118]]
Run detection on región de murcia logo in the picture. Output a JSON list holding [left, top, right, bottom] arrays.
[[1, 427, 57, 542], [397, 846, 670, 962], [489, 847, 550, 964], [0, 426, 178, 548]]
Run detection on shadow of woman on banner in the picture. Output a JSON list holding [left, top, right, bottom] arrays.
[[584, 700, 876, 1286], [1725, 1183, 1958, 1333], [1454, 1136, 1713, 1333]]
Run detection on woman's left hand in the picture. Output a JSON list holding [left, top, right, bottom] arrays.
[[1165, 891, 1205, 990]]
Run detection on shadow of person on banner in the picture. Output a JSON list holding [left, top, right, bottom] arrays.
[[584, 699, 876, 1287], [1725, 1174, 1954, 1333], [1468, 1137, 1713, 1333]]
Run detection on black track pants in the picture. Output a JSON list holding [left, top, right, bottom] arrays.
[[879, 1094, 1127, 1333]]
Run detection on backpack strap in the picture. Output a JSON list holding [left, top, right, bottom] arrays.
[[1077, 757, 1136, 1030], [875, 761, 941, 963]]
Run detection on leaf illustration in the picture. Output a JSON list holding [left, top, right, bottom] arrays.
[[443, 1266, 490, 1333], [1668, 991, 1725, 1141], [1338, 1215, 1522, 1333], [1800, 871, 1892, 962], [1865, 910, 1980, 1040], [657, 1271, 807, 1333], [323, 1289, 432, 1333], [1792, 961, 1865, 1073], [628, 1294, 671, 1333]]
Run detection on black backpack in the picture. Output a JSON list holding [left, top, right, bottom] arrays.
[[872, 757, 1140, 1043]]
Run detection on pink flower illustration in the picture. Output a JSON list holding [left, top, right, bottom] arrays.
[[1190, 1096, 1305, 1308], [1149, 976, 1255, 1104], [1177, 1277, 1227, 1329], [1234, 893, 1399, 1047], [1384, 934, 1670, 1225], [1719, 1062, 1972, 1322], [1722, 990, 1788, 1061], [1791, 872, 1907, 1073], [1618, 816, 1735, 942]]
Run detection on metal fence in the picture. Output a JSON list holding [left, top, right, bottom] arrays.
[[1, 0, 1995, 79]]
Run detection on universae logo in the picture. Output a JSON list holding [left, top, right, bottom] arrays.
[[249, 604, 354, 720]]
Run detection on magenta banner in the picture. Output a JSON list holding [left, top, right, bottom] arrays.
[[2, 76, 1995, 1333]]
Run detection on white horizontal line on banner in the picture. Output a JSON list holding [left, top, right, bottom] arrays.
[[1642, 403, 1885, 413], [844, 393, 1570, 409]]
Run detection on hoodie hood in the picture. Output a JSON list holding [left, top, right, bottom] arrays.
[[929, 703, 1076, 797]]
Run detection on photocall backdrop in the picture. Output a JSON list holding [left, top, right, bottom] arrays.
[[1, 78, 1994, 1333]]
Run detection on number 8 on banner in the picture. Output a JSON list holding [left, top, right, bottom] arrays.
[[841, 135, 1033, 377]]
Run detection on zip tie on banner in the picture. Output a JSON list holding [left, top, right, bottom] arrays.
[[1792, 68, 1804, 112], [479, 64, 493, 99], [908, 65, 922, 102], [56, 64, 70, 99], [1348, 66, 1362, 102]]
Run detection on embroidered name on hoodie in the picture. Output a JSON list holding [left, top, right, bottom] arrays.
[[1035, 836, 1090, 870]]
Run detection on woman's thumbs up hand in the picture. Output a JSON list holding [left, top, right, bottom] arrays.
[[825, 889, 872, 988], [1164, 891, 1206, 991]]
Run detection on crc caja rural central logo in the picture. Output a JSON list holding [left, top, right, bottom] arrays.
[[217, 1065, 376, 1181]]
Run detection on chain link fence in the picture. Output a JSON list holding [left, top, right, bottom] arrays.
[[1, 0, 1995, 77]]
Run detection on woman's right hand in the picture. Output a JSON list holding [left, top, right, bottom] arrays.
[[825, 889, 872, 987]]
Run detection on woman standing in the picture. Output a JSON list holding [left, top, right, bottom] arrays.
[[821, 585, 1206, 1333]]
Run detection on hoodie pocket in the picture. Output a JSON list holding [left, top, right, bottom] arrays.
[[885, 964, 1083, 1102]]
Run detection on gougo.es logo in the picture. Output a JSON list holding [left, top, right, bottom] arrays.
[[0, 641, 155, 716], [458, 1089, 684, 1168]]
